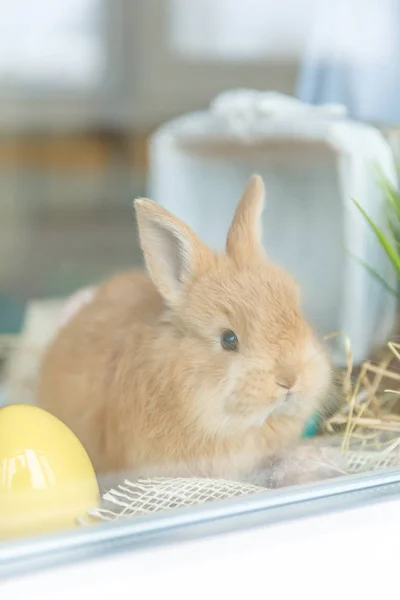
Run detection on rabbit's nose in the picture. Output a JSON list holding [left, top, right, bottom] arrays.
[[276, 378, 296, 401], [276, 381, 292, 390], [276, 372, 297, 391]]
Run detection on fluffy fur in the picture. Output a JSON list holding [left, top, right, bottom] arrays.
[[37, 175, 331, 481]]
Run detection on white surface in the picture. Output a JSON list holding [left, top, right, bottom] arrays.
[[0, 0, 103, 88], [169, 0, 315, 60], [2, 496, 400, 599], [298, 0, 400, 124]]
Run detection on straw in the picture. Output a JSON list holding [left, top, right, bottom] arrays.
[[323, 336, 400, 463]]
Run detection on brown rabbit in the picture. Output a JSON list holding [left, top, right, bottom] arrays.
[[37, 175, 331, 482]]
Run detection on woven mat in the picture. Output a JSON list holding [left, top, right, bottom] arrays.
[[84, 477, 264, 523], [85, 441, 400, 525]]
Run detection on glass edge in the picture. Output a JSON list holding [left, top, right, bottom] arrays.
[[1, 468, 400, 580]]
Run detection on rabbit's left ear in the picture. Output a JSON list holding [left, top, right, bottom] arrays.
[[226, 175, 265, 265], [135, 198, 213, 307]]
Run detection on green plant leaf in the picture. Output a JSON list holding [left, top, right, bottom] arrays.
[[378, 169, 400, 234], [388, 216, 399, 238], [349, 253, 399, 298], [352, 199, 400, 278]]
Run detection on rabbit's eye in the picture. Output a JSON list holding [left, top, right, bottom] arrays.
[[221, 330, 239, 351]]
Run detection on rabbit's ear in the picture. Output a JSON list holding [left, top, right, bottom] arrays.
[[226, 175, 265, 265], [135, 199, 213, 306]]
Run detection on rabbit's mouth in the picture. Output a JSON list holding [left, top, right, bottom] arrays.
[[221, 389, 308, 434], [254, 393, 307, 424], [272, 393, 297, 412]]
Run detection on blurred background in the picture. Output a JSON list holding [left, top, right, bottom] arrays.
[[1, 0, 400, 335]]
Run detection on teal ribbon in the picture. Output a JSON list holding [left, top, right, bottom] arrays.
[[302, 413, 320, 438]]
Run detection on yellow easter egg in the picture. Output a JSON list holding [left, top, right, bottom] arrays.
[[0, 404, 99, 539]]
